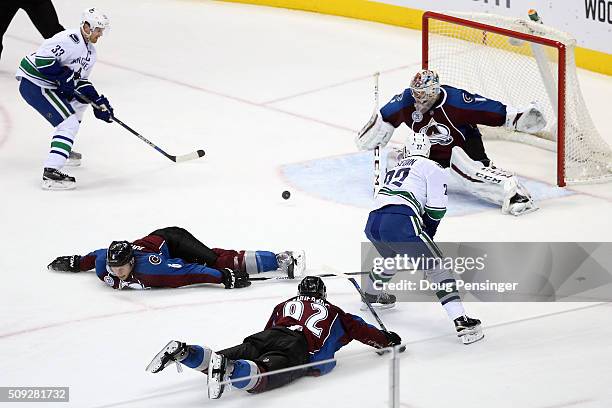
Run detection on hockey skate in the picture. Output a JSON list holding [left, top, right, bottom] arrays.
[[207, 351, 232, 399], [146, 340, 189, 373], [454, 316, 484, 345], [65, 151, 82, 167], [276, 250, 306, 279], [42, 167, 76, 190], [360, 291, 396, 310]]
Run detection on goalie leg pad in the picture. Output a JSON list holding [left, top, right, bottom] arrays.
[[450, 146, 537, 215]]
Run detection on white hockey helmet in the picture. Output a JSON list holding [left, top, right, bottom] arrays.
[[81, 7, 110, 35], [403, 131, 431, 158], [410, 69, 440, 106]]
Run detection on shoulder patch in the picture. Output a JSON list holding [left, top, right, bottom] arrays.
[[462, 92, 474, 103], [148, 254, 161, 265], [69, 33, 80, 44]]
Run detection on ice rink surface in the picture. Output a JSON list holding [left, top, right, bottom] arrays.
[[1, 1, 611, 407]]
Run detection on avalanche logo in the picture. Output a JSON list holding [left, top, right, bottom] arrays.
[[148, 255, 161, 265], [417, 118, 453, 145], [462, 93, 475, 103], [104, 274, 115, 287]]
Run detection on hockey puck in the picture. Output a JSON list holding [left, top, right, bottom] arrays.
[[282, 190, 291, 200]]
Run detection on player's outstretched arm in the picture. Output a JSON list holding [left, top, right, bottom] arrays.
[[341, 312, 401, 349], [47, 255, 83, 272]]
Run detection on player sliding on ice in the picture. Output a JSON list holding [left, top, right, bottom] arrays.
[[357, 69, 545, 216], [146, 276, 402, 399], [362, 132, 483, 344], [48, 226, 305, 290], [16, 7, 113, 190]]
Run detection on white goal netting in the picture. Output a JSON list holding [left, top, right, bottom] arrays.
[[424, 11, 612, 186]]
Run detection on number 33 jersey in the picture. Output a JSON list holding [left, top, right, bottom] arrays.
[[16, 28, 97, 88], [265, 295, 391, 374], [375, 155, 448, 219]]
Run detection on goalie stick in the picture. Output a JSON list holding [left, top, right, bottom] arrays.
[[373, 72, 381, 197], [75, 91, 205, 163]]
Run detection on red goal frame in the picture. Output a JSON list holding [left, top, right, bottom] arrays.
[[422, 11, 568, 186]]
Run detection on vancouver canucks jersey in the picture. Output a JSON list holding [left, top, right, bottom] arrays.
[[16, 28, 97, 88], [375, 155, 448, 222]]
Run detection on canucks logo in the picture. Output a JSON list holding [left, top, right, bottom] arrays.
[[417, 118, 453, 146], [69, 34, 80, 44]]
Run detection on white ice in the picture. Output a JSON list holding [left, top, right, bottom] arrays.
[[1, 1, 611, 407]]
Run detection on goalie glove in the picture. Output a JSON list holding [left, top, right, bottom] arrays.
[[48, 255, 81, 272], [505, 102, 546, 134], [221, 268, 251, 289], [355, 113, 395, 151]]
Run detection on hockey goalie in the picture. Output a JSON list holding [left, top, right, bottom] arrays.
[[357, 69, 546, 216]]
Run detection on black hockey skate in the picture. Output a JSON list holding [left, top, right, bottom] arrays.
[[42, 167, 76, 190], [454, 316, 484, 345], [276, 250, 306, 279], [360, 291, 396, 310], [145, 340, 189, 373], [66, 151, 82, 167], [207, 351, 232, 399]]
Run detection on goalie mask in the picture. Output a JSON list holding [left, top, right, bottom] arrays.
[[402, 131, 431, 158], [410, 69, 440, 111]]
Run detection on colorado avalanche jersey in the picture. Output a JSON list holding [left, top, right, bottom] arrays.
[[265, 295, 391, 374], [380, 85, 506, 167], [79, 235, 224, 290], [375, 155, 448, 221], [16, 28, 97, 88]]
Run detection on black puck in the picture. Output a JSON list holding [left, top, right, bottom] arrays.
[[282, 190, 291, 200]]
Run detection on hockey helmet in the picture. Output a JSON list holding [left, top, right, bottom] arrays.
[[81, 8, 110, 34], [298, 276, 327, 300], [106, 241, 134, 267], [403, 131, 431, 158], [410, 69, 440, 106]]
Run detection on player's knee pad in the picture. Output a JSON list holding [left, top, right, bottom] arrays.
[[54, 114, 81, 140], [230, 359, 261, 391]]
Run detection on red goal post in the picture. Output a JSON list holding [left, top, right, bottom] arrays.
[[422, 11, 612, 187]]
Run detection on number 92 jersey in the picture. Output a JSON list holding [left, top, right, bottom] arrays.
[[376, 155, 448, 220], [265, 295, 391, 374]]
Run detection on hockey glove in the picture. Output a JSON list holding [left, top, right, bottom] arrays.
[[221, 268, 251, 289], [92, 95, 114, 123], [383, 331, 402, 346], [48, 255, 81, 272], [54, 68, 76, 99]]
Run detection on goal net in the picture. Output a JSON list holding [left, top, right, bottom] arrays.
[[422, 11, 612, 186]]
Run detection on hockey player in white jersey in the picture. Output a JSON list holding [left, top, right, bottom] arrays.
[[357, 69, 543, 216], [363, 132, 483, 344], [16, 7, 112, 190]]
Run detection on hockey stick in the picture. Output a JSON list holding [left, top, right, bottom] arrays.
[[372, 72, 381, 197], [75, 91, 205, 163], [249, 270, 368, 282], [348, 277, 387, 330]]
